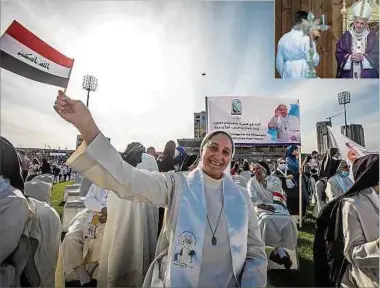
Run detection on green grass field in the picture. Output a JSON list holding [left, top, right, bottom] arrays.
[[51, 182, 316, 287]]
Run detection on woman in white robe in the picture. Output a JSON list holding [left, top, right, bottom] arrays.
[[54, 91, 268, 287], [248, 161, 298, 269], [325, 160, 354, 203], [340, 154, 379, 288], [0, 136, 61, 287], [97, 145, 160, 287]]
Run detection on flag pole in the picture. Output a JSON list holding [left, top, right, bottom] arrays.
[[63, 59, 75, 94], [299, 145, 303, 229]]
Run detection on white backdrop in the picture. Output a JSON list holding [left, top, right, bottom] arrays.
[[206, 96, 301, 145]]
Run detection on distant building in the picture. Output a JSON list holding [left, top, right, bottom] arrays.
[[194, 111, 207, 139], [177, 138, 288, 162], [341, 124, 365, 147], [316, 120, 332, 154]]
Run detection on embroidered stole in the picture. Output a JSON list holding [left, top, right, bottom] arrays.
[[167, 168, 248, 287]]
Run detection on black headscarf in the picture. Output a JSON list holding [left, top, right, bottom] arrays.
[[0, 136, 24, 192], [258, 161, 271, 176], [121, 142, 145, 167], [326, 154, 379, 286], [318, 148, 340, 180]]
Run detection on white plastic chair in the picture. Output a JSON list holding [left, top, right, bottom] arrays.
[[63, 185, 81, 202], [62, 200, 85, 232], [34, 174, 54, 185], [25, 180, 52, 203]]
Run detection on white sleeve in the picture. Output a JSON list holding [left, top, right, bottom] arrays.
[[343, 55, 352, 70], [362, 56, 373, 69], [84, 184, 105, 212], [67, 133, 174, 207], [276, 42, 285, 76], [247, 178, 262, 205], [342, 201, 379, 268]]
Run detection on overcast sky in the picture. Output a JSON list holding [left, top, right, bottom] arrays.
[[1, 0, 378, 153]]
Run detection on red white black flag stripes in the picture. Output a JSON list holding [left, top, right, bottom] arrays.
[[0, 20, 74, 88]]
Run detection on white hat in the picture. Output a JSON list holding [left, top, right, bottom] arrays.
[[352, 0, 372, 21]]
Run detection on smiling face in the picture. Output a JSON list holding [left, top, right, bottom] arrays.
[[201, 133, 233, 179], [278, 105, 288, 117]]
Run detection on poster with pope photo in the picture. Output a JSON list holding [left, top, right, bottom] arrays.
[[206, 96, 301, 145]]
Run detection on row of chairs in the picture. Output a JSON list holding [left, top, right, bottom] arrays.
[[58, 175, 299, 271], [61, 176, 93, 232]]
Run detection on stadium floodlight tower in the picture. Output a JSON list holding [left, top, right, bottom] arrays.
[[82, 75, 98, 108], [338, 91, 351, 136]]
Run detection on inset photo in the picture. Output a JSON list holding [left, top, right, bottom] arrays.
[[274, 0, 379, 79]]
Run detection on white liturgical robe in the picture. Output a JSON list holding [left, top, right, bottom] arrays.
[[276, 28, 320, 79], [97, 153, 160, 287]]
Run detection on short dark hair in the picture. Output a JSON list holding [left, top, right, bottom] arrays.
[[294, 11, 308, 25], [312, 150, 318, 155]]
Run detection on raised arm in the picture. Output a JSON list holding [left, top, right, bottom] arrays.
[[54, 91, 174, 207], [68, 132, 174, 207]]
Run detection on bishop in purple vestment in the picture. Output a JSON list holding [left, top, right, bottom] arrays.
[[335, 2, 379, 79], [336, 29, 379, 78]]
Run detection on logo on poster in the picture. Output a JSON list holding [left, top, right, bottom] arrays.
[[231, 99, 242, 116]]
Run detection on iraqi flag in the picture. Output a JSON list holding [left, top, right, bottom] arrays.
[[0, 20, 74, 88]]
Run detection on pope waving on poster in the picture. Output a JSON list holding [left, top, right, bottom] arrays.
[[268, 104, 300, 143]]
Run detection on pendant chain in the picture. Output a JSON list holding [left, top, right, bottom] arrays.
[[206, 198, 224, 245]]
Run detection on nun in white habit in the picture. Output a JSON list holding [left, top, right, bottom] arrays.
[[54, 90, 268, 288], [248, 161, 298, 269], [97, 143, 160, 287], [325, 160, 354, 203]]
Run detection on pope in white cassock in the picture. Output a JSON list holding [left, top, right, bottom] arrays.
[[54, 90, 268, 288], [276, 11, 320, 78], [97, 143, 160, 287], [268, 104, 300, 143], [62, 183, 108, 287]]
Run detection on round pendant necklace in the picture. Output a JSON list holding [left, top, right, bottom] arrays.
[[206, 199, 224, 246]]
